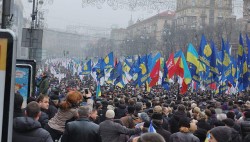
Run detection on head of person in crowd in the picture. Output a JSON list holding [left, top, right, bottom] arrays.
[[244, 110, 250, 120], [36, 94, 50, 110], [50, 94, 59, 107], [209, 126, 232, 142], [25, 101, 41, 120], [226, 111, 235, 120], [105, 110, 115, 120], [133, 133, 166, 142], [152, 113, 163, 125], [78, 105, 91, 118], [153, 106, 162, 114], [162, 106, 171, 116], [222, 118, 235, 128], [27, 96, 36, 104], [14, 93, 23, 111], [41, 71, 49, 78], [179, 117, 197, 133], [101, 100, 109, 109], [177, 104, 186, 112], [89, 108, 98, 121], [138, 112, 150, 123], [127, 106, 136, 115], [59, 91, 82, 110], [135, 102, 143, 113]]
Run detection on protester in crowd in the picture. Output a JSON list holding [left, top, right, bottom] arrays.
[[99, 110, 142, 142], [13, 93, 24, 118], [37, 94, 56, 124], [38, 72, 50, 94], [240, 110, 250, 139], [169, 104, 188, 133], [98, 100, 109, 123], [151, 113, 171, 142], [89, 108, 99, 123], [121, 106, 137, 128], [169, 117, 199, 142], [114, 98, 127, 119], [44, 91, 83, 141], [61, 106, 101, 142], [12, 101, 53, 142]]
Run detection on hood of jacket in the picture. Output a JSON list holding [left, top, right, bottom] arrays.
[[13, 117, 41, 132]]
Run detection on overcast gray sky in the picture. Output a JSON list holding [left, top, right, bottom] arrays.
[[22, 0, 242, 30], [23, 0, 167, 30]]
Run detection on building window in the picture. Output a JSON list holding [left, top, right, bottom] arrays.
[[192, 0, 195, 6], [218, 0, 222, 8]]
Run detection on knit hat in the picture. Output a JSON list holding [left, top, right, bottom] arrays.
[[106, 110, 115, 119], [151, 113, 163, 120], [179, 117, 192, 128], [210, 126, 231, 142]]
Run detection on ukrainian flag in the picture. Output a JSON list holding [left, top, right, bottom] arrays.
[[96, 82, 101, 97]]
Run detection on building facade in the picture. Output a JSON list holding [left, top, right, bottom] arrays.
[[126, 10, 175, 42], [175, 0, 234, 29], [243, 0, 250, 33]]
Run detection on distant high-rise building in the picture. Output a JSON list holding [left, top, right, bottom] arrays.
[[175, 0, 234, 29], [243, 0, 250, 33]]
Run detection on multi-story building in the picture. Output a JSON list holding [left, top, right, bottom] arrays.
[[110, 28, 127, 56], [126, 10, 175, 42], [243, 0, 250, 33], [175, 0, 234, 29]]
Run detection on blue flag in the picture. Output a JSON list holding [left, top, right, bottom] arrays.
[[104, 52, 114, 69], [199, 35, 211, 67], [80, 60, 92, 75], [162, 60, 170, 90], [138, 55, 148, 86], [148, 121, 156, 133]]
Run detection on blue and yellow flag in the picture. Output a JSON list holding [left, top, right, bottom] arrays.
[[242, 49, 249, 90], [238, 34, 244, 65], [221, 39, 231, 81], [92, 59, 105, 81], [138, 55, 148, 86], [96, 82, 101, 97], [246, 34, 250, 85], [210, 40, 219, 75], [80, 60, 91, 75], [187, 43, 202, 82], [104, 52, 114, 69], [199, 35, 211, 67]]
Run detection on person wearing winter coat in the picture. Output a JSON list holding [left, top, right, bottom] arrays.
[[99, 110, 142, 142], [12, 101, 53, 142], [61, 106, 101, 142], [169, 104, 188, 133], [170, 117, 199, 142]]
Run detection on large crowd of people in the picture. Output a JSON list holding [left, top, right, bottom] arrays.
[[12, 64, 250, 142]]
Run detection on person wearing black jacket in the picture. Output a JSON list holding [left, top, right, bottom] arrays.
[[12, 101, 53, 142], [61, 106, 101, 142]]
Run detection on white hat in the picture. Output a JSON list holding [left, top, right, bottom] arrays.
[[106, 110, 115, 119]]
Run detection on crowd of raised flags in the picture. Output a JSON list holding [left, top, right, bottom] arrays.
[[46, 34, 250, 95]]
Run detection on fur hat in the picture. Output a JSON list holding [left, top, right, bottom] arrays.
[[106, 110, 115, 119]]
